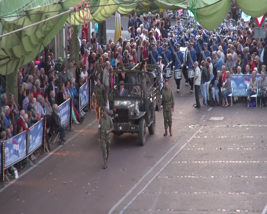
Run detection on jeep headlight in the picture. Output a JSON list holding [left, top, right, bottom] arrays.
[[114, 100, 132, 106]]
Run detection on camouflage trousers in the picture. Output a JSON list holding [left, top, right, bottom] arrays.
[[163, 110, 172, 129], [101, 140, 110, 159]]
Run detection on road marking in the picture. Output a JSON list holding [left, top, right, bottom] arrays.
[[209, 117, 224, 121], [262, 204, 267, 214], [207, 107, 213, 112], [213, 124, 267, 128], [0, 119, 97, 193], [108, 126, 203, 214], [200, 115, 206, 121]]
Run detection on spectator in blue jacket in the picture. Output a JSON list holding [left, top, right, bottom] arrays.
[[214, 51, 223, 71]]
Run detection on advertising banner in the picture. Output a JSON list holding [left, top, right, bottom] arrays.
[[79, 81, 89, 111], [58, 99, 71, 127], [28, 119, 44, 154], [230, 74, 261, 96], [4, 131, 27, 168]]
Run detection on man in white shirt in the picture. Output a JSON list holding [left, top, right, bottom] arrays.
[[194, 61, 201, 108]]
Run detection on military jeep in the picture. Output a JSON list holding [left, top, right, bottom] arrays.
[[109, 63, 162, 146]]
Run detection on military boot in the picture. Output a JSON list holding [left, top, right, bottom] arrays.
[[103, 159, 108, 169], [163, 129, 168, 136], [169, 127, 172, 136]]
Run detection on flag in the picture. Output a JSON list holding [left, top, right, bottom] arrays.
[[114, 12, 122, 42], [244, 77, 250, 82], [13, 140, 19, 157], [241, 12, 251, 22]]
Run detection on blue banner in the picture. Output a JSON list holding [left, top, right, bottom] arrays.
[[230, 75, 261, 96], [58, 99, 71, 127], [4, 131, 27, 168], [28, 119, 44, 154], [79, 81, 89, 111]]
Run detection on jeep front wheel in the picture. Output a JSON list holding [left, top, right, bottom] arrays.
[[148, 109, 156, 135], [138, 118, 146, 146]]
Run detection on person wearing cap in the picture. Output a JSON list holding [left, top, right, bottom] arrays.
[[186, 42, 197, 93], [219, 35, 227, 55], [201, 43, 211, 61], [98, 106, 114, 169], [210, 37, 218, 52], [157, 40, 163, 56], [162, 44, 172, 67], [195, 31, 203, 64], [168, 32, 177, 67], [176, 21, 183, 35], [191, 25, 198, 37], [180, 29, 189, 47], [182, 41, 190, 85], [162, 79, 174, 136], [174, 43, 184, 93], [93, 77, 107, 122], [150, 44, 158, 65]]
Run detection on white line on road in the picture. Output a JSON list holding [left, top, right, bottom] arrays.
[[262, 204, 267, 214], [108, 126, 203, 214], [200, 115, 206, 121], [0, 119, 97, 193], [207, 107, 213, 112]]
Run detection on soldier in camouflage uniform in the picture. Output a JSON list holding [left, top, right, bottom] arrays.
[[161, 79, 174, 136], [93, 77, 106, 122], [98, 107, 114, 169]]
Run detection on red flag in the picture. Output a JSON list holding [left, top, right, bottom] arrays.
[[244, 77, 250, 82]]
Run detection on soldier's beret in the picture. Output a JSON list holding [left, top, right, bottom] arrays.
[[102, 106, 110, 113]]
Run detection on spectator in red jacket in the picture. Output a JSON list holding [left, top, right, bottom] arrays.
[[17, 110, 29, 133]]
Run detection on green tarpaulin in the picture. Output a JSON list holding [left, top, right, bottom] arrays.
[[0, 0, 267, 74]]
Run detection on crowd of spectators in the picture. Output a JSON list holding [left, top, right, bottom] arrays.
[[2, 7, 267, 176]]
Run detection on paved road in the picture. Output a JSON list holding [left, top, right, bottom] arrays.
[[0, 77, 266, 214]]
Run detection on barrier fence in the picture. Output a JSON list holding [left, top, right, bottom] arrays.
[[230, 74, 262, 96], [0, 80, 91, 182], [79, 80, 90, 112]]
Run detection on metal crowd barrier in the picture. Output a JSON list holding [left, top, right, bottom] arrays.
[[0, 80, 91, 183]]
